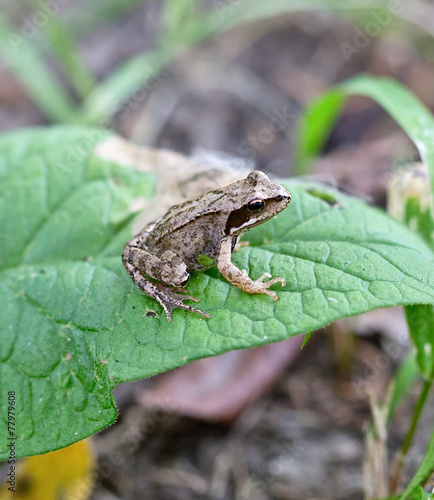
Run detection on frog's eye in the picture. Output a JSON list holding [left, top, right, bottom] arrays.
[[247, 198, 265, 214]]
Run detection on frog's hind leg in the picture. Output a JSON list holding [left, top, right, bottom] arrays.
[[122, 247, 210, 322], [123, 262, 210, 322], [122, 246, 189, 288]]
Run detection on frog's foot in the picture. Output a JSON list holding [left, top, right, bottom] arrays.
[[252, 273, 286, 300], [218, 238, 286, 301], [153, 283, 211, 322]]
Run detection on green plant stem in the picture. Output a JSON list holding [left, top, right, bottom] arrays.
[[402, 378, 432, 456], [391, 377, 433, 492]]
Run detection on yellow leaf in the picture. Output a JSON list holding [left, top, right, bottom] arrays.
[[0, 439, 96, 500]]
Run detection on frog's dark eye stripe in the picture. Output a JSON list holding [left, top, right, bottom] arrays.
[[247, 198, 265, 214], [225, 206, 252, 233]]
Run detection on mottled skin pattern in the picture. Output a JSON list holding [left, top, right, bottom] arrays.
[[122, 171, 291, 321]]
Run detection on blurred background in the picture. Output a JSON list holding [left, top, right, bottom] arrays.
[[0, 1, 433, 499]]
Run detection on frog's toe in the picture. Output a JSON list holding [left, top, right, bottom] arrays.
[[181, 294, 200, 303], [156, 285, 210, 321], [256, 272, 272, 283], [264, 289, 279, 301], [167, 301, 211, 321], [267, 277, 286, 287], [175, 288, 197, 299], [175, 292, 210, 316], [256, 273, 286, 287]]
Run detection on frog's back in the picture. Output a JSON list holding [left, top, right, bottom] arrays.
[[154, 190, 227, 233], [146, 208, 227, 271], [142, 171, 284, 270]]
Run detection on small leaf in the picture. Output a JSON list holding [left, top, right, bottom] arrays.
[[387, 353, 419, 423], [198, 254, 214, 267], [305, 187, 342, 206], [301, 332, 313, 348], [405, 305, 434, 380]]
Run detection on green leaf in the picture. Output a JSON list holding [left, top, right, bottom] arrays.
[[294, 75, 434, 217], [398, 431, 434, 500], [386, 488, 434, 500], [294, 89, 345, 174], [405, 305, 434, 380], [387, 353, 419, 423], [2, 127, 434, 459], [301, 331, 313, 348], [0, 126, 156, 459], [417, 488, 434, 500], [404, 195, 434, 251], [402, 183, 434, 380]]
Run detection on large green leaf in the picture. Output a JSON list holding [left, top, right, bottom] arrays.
[[294, 75, 434, 496], [2, 127, 434, 459]]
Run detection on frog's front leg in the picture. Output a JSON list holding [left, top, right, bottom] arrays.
[[216, 237, 285, 300], [122, 246, 210, 322]]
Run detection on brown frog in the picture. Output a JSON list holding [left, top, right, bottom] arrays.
[[122, 171, 291, 321]]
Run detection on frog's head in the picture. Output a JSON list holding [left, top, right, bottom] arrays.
[[225, 171, 291, 236]]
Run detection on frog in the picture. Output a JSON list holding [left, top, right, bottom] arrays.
[[122, 170, 291, 321]]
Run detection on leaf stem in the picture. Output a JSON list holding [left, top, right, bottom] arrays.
[[390, 377, 433, 492]]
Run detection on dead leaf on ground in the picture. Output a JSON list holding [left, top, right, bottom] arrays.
[[137, 337, 303, 422]]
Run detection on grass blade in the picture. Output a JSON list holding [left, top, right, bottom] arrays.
[[77, 1, 406, 127], [387, 353, 419, 423], [24, 0, 95, 99], [77, 51, 168, 126], [398, 429, 434, 499], [64, 0, 149, 39], [0, 13, 76, 123], [294, 89, 346, 174]]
